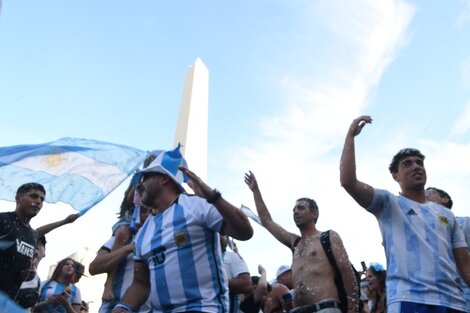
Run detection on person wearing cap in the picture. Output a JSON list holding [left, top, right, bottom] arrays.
[[0, 183, 45, 305], [275, 265, 293, 290], [245, 172, 357, 313], [340, 115, 470, 313], [112, 145, 253, 313]]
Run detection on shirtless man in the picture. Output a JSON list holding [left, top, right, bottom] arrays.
[[245, 172, 358, 313]]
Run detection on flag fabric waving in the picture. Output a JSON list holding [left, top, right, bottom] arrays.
[[240, 204, 262, 225], [0, 137, 147, 214]]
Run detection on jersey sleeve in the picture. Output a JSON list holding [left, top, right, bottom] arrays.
[[367, 188, 389, 217], [227, 251, 250, 277], [451, 216, 468, 249]]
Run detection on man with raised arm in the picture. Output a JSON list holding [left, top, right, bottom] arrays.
[[340, 115, 470, 313], [112, 145, 253, 313], [0, 183, 45, 304], [245, 172, 358, 313]]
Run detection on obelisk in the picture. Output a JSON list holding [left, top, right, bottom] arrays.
[[173, 58, 209, 181]]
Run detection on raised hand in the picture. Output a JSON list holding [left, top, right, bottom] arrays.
[[179, 166, 215, 200], [349, 115, 372, 137], [65, 213, 79, 224], [244, 171, 259, 191]]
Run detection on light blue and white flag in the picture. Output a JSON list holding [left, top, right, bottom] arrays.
[[0, 137, 147, 214], [240, 204, 262, 225]]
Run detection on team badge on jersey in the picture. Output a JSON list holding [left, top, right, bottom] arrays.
[[438, 215, 449, 225], [174, 231, 189, 246]]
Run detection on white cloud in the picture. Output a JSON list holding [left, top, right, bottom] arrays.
[[218, 0, 416, 276]]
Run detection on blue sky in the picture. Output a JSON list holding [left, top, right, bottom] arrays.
[[1, 0, 470, 310]]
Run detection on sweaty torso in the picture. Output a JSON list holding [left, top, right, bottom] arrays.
[[291, 233, 338, 306]]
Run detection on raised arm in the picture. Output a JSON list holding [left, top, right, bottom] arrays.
[[245, 171, 299, 249], [180, 166, 254, 241], [330, 231, 360, 313], [340, 116, 374, 208], [88, 242, 134, 275], [36, 214, 79, 237], [253, 265, 269, 303]]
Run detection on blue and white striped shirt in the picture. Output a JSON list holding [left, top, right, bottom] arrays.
[[37, 280, 81, 313], [369, 189, 467, 311], [134, 194, 229, 313], [98, 236, 152, 313]]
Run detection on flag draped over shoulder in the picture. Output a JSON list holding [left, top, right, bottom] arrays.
[[0, 137, 147, 214]]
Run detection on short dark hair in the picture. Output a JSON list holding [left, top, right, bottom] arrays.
[[389, 148, 425, 173], [16, 183, 46, 197], [297, 197, 318, 213], [426, 187, 453, 209]]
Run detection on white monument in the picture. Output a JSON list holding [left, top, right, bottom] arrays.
[[50, 58, 210, 313], [173, 58, 209, 181]]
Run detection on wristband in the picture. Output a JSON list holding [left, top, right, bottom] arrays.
[[114, 303, 135, 313], [207, 189, 222, 204]]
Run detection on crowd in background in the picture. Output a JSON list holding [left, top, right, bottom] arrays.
[[1, 116, 470, 313]]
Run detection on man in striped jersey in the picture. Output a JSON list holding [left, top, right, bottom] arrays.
[[340, 115, 470, 313], [112, 146, 253, 313]]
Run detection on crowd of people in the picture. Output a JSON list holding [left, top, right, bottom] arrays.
[[1, 116, 470, 313]]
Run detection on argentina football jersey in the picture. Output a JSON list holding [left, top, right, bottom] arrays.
[[98, 237, 151, 313], [134, 194, 229, 313], [368, 189, 467, 312]]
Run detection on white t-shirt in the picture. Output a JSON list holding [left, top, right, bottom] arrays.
[[223, 251, 250, 313]]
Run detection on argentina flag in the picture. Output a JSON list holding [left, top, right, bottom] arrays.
[[0, 137, 147, 214]]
